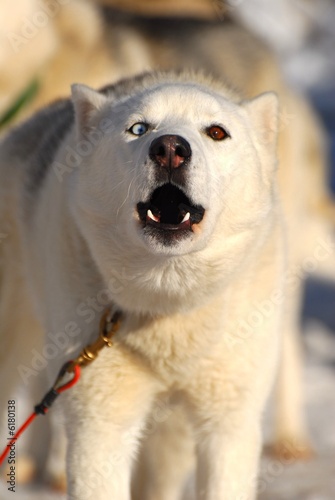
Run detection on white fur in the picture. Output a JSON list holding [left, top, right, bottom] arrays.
[[0, 74, 284, 499]]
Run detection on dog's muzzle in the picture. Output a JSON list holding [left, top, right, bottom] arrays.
[[136, 135, 205, 244]]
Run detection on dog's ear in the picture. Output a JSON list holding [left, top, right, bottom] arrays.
[[71, 83, 107, 132], [242, 92, 279, 150]]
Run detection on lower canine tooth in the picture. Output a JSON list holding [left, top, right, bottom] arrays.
[[181, 212, 190, 223], [147, 209, 160, 222]]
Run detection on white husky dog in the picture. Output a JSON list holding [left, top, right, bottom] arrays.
[[0, 71, 283, 499]]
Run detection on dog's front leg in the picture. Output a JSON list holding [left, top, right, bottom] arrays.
[[66, 423, 137, 500], [60, 348, 159, 500], [195, 419, 262, 500], [187, 360, 270, 500]]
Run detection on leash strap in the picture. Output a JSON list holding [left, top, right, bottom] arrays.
[[0, 308, 122, 467], [0, 363, 80, 466]]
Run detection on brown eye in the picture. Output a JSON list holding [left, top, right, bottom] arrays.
[[206, 125, 229, 141]]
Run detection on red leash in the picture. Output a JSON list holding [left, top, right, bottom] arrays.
[[0, 308, 122, 469], [0, 362, 81, 467]]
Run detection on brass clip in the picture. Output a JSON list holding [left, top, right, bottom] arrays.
[[68, 308, 122, 371]]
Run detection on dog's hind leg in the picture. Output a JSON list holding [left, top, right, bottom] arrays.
[[269, 283, 314, 460], [0, 235, 46, 483], [44, 409, 67, 492], [267, 95, 327, 461], [132, 402, 194, 500]]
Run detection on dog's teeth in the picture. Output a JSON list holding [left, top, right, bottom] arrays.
[[147, 209, 160, 222], [181, 212, 190, 223]]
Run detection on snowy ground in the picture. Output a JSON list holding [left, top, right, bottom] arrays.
[[1, 305, 334, 499], [259, 323, 335, 500]]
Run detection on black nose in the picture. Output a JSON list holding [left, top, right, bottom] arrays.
[[149, 135, 191, 170]]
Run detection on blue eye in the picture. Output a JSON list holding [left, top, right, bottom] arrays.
[[128, 122, 149, 136]]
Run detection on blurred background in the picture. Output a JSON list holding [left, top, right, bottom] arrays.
[[231, 0, 335, 194], [0, 0, 334, 498]]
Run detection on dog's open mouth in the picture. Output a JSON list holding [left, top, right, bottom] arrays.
[[137, 183, 205, 232]]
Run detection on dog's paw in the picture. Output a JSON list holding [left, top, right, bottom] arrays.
[[47, 472, 67, 493], [2, 454, 36, 484], [264, 437, 315, 462]]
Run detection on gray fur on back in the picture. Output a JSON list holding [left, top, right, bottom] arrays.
[[10, 99, 74, 192]]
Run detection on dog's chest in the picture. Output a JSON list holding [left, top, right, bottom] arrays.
[[120, 307, 226, 384]]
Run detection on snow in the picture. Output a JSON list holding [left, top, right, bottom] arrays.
[[259, 323, 335, 499]]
